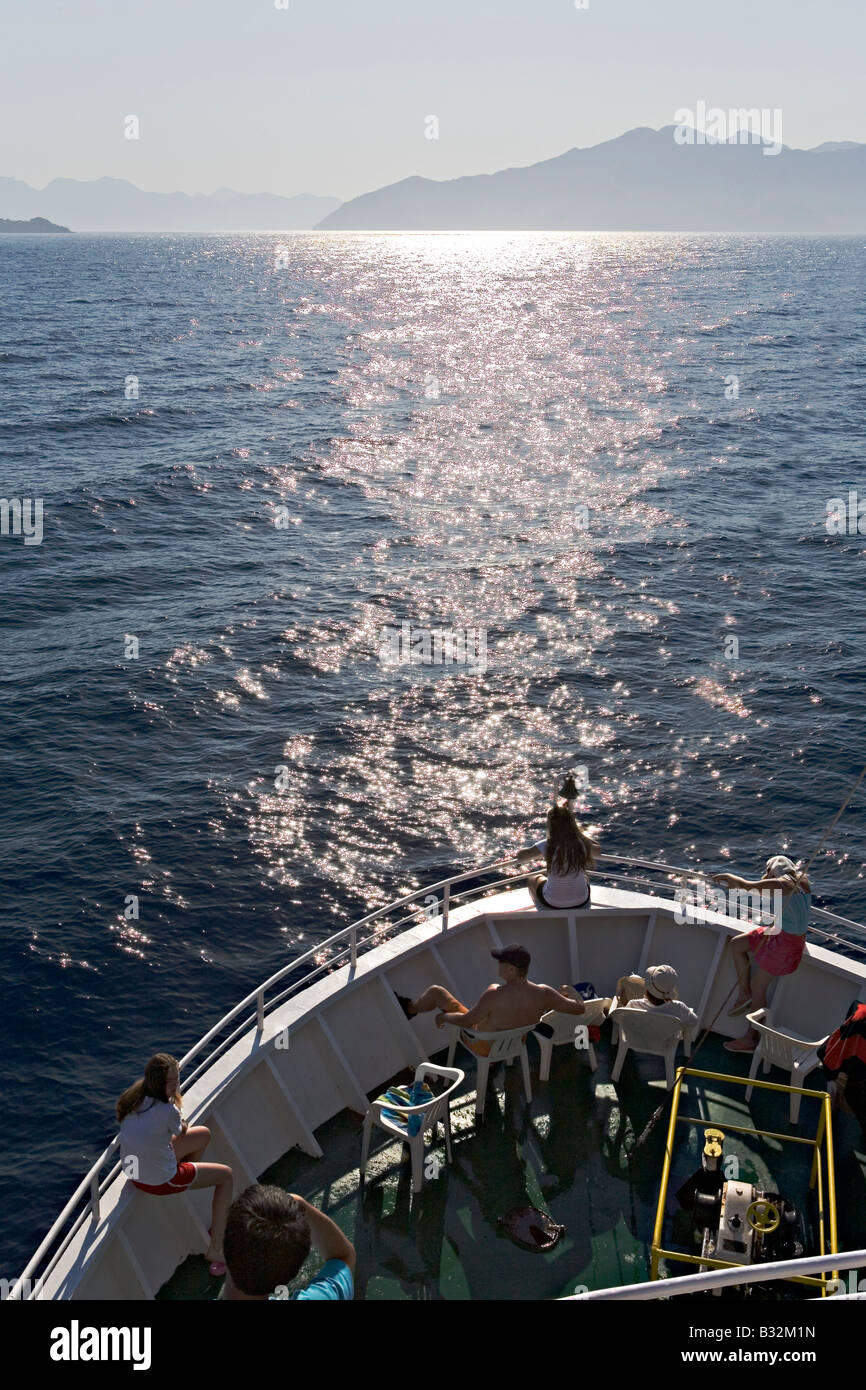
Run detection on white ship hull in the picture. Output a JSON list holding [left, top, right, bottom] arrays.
[[17, 868, 866, 1301]]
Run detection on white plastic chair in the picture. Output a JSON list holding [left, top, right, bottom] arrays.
[[360, 1063, 465, 1194], [610, 1000, 694, 1058], [533, 998, 611, 1081], [744, 1009, 829, 1124], [609, 1006, 690, 1089], [446, 1023, 532, 1118]]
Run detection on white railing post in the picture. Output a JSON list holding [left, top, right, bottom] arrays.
[[89, 1173, 101, 1223], [350, 924, 357, 969], [256, 990, 265, 1032], [442, 883, 450, 932]]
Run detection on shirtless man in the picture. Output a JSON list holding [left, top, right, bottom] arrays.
[[396, 944, 585, 1056]]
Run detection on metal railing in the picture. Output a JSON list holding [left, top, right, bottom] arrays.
[[568, 1248, 866, 1300], [8, 852, 864, 1300]]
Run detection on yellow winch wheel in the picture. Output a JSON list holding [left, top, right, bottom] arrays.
[[745, 1198, 781, 1234]]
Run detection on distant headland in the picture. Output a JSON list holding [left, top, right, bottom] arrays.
[[0, 216, 70, 233]]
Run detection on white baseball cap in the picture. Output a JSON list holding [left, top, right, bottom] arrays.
[[645, 964, 679, 1001]]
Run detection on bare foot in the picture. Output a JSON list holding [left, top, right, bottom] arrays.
[[724, 1037, 757, 1053]]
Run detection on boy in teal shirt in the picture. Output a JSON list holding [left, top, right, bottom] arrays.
[[220, 1185, 355, 1301]]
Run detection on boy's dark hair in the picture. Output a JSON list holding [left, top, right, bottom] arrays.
[[224, 1185, 311, 1296]]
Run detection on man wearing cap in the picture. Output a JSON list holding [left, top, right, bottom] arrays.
[[624, 965, 699, 1028], [396, 945, 585, 1057]]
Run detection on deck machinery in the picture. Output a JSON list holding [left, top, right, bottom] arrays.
[[679, 1126, 805, 1272], [653, 1066, 838, 1297]]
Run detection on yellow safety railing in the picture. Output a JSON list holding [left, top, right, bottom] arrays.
[[651, 1066, 838, 1295]]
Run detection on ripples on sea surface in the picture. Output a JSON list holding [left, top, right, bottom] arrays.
[[1, 232, 865, 1272]]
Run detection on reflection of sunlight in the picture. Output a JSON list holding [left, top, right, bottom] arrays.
[[127, 233, 792, 943], [693, 676, 751, 720]]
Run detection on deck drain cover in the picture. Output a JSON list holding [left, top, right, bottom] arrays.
[[497, 1206, 564, 1252]]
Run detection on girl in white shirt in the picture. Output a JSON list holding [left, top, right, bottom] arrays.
[[117, 1052, 233, 1276], [517, 804, 600, 909]]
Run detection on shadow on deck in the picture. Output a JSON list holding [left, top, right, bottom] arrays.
[[158, 1032, 866, 1301]]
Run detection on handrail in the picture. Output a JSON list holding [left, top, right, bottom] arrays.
[[10, 851, 865, 1300], [568, 1248, 866, 1300]]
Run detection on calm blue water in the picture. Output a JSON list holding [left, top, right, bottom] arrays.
[[1, 232, 865, 1277]]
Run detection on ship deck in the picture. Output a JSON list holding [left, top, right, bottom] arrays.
[[157, 1028, 866, 1301]]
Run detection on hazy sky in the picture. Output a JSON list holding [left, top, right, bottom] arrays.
[[2, 0, 864, 200]]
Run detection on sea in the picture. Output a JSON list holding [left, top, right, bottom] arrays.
[[1, 231, 865, 1279]]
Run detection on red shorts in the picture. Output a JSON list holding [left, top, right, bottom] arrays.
[[747, 928, 806, 977], [131, 1162, 196, 1195]]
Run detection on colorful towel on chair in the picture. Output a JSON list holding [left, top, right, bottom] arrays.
[[376, 1081, 432, 1136]]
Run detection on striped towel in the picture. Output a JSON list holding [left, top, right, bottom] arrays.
[[376, 1082, 432, 1136]]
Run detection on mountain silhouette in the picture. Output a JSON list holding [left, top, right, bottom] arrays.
[[0, 177, 341, 232], [317, 126, 866, 232]]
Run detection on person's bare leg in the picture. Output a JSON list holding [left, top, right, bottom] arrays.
[[189, 1163, 233, 1261], [172, 1125, 211, 1163], [741, 969, 772, 1046], [729, 935, 753, 1005], [725, 964, 772, 1051], [527, 874, 544, 904], [409, 985, 463, 1017]]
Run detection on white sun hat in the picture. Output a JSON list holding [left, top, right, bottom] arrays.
[[765, 854, 799, 879], [645, 964, 679, 1001]]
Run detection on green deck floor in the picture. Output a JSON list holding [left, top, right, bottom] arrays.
[[158, 1032, 866, 1301]]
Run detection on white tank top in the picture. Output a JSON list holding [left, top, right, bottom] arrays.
[[534, 840, 590, 908]]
